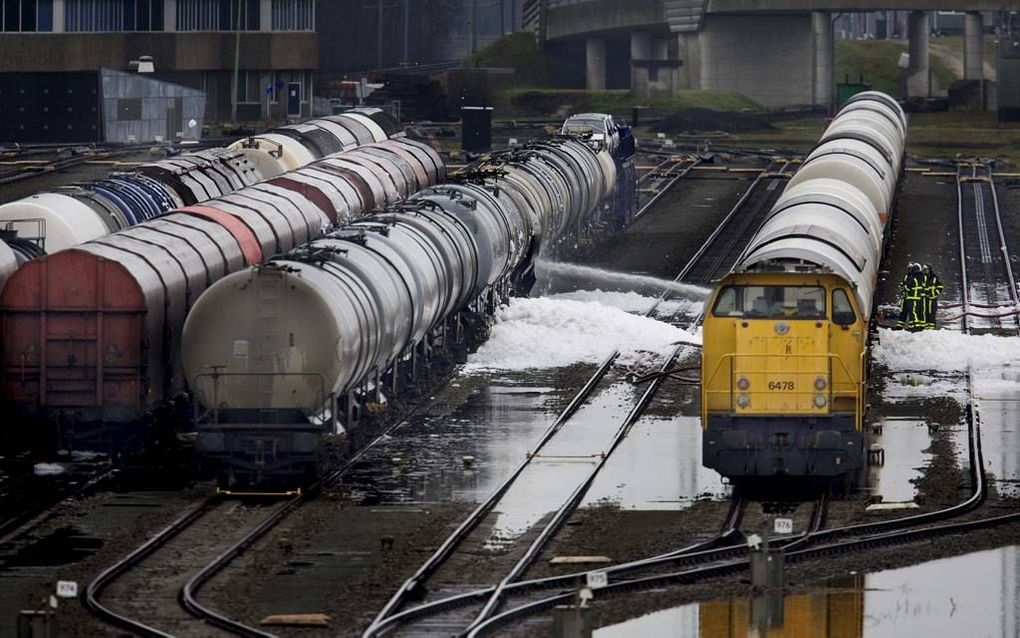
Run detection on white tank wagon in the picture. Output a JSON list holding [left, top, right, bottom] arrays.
[[0, 109, 405, 259], [228, 107, 401, 178], [785, 92, 905, 220], [180, 133, 618, 486], [0, 137, 444, 437], [736, 91, 906, 318]]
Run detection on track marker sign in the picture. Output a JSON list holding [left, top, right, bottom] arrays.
[[587, 571, 609, 590], [56, 580, 78, 598], [774, 518, 794, 535]]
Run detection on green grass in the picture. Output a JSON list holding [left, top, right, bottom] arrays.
[[463, 32, 552, 86], [835, 39, 957, 95], [723, 112, 1020, 166], [495, 88, 760, 118]]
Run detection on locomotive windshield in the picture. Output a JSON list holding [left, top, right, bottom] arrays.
[[712, 285, 827, 319]]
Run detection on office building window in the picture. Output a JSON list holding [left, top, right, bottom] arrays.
[[177, 0, 259, 31], [272, 0, 312, 31], [64, 0, 164, 31], [2, 0, 54, 31], [236, 70, 265, 104]]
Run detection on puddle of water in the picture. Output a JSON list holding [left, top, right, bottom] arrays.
[[4, 526, 103, 567], [582, 415, 726, 510], [342, 380, 558, 505], [869, 417, 931, 503], [596, 545, 1020, 637], [971, 374, 1020, 498], [482, 383, 638, 549]]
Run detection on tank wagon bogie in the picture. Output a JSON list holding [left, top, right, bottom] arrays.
[[181, 132, 626, 487], [701, 91, 906, 491], [0, 133, 443, 439]]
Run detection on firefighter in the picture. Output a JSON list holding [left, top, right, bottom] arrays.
[[922, 263, 944, 330], [897, 263, 925, 331]]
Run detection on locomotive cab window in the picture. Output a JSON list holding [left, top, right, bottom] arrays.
[[832, 289, 857, 326], [712, 285, 826, 319]]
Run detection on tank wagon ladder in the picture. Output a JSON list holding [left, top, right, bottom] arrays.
[[361, 160, 796, 637]]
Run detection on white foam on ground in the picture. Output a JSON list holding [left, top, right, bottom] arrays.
[[546, 289, 703, 319], [874, 328, 1020, 372], [465, 297, 699, 372], [34, 463, 65, 476]]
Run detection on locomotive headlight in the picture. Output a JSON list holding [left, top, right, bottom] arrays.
[[814, 394, 828, 408], [814, 376, 828, 391], [737, 376, 750, 391], [737, 394, 751, 409]]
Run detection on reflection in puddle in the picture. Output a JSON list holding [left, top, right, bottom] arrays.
[[582, 415, 726, 509], [596, 545, 1020, 637], [972, 376, 1020, 499], [482, 383, 637, 549], [869, 417, 931, 503]]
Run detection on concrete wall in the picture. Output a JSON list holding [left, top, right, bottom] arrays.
[[695, 14, 814, 106], [545, 0, 663, 39], [707, 0, 1019, 12], [101, 69, 205, 143], [0, 32, 317, 73]]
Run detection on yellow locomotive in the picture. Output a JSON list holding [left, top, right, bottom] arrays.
[[701, 91, 906, 489]]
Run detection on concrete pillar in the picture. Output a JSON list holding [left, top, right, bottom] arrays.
[[586, 37, 606, 91], [652, 38, 669, 60], [675, 32, 697, 91], [52, 0, 64, 32], [630, 31, 651, 94], [964, 12, 983, 80], [907, 10, 930, 97], [260, 0, 272, 32], [812, 11, 833, 111], [164, 0, 177, 31]]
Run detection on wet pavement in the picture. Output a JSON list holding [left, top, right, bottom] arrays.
[[595, 544, 1020, 637]]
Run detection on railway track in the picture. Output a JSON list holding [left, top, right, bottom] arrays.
[[946, 161, 1020, 333], [83, 407, 416, 636], [361, 160, 794, 637], [461, 160, 1020, 635], [634, 154, 700, 219], [0, 462, 114, 551]]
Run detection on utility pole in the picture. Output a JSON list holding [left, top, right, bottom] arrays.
[[403, 0, 410, 65], [377, 0, 385, 70], [231, 0, 242, 122], [468, 0, 478, 54]]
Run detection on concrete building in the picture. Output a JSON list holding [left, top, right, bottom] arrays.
[[528, 0, 1010, 109], [318, 0, 526, 78], [0, 0, 318, 122]]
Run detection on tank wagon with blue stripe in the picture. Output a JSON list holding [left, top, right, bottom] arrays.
[[0, 108, 401, 266], [0, 132, 443, 436]]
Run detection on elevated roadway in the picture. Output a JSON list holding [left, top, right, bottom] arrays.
[[539, 0, 1002, 107]]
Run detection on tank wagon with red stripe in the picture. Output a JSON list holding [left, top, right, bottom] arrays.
[[0, 107, 401, 296], [0, 137, 444, 440]]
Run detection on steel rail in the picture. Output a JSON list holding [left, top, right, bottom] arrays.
[[365, 161, 790, 637], [83, 497, 223, 638], [634, 156, 700, 220], [469, 392, 996, 635]]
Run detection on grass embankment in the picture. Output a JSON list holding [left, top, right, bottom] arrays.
[[496, 88, 759, 118], [723, 112, 1020, 165], [465, 33, 759, 118], [835, 38, 967, 95]]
